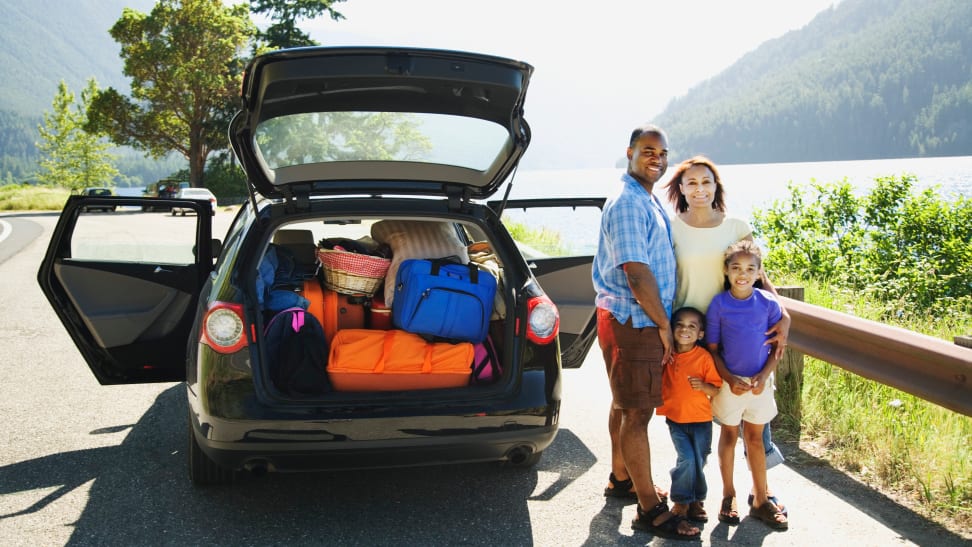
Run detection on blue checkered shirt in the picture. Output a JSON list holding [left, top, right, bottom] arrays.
[[592, 173, 676, 328]]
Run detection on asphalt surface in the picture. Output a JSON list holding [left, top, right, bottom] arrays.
[[0, 210, 968, 546]]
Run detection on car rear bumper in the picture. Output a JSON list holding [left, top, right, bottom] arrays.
[[190, 411, 558, 472]]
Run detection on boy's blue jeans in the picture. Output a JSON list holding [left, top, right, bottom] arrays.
[[666, 419, 712, 504]]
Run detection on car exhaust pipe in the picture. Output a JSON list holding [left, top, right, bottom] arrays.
[[506, 445, 533, 465], [243, 460, 269, 477]]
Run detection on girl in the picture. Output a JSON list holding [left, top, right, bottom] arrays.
[[706, 240, 788, 531]]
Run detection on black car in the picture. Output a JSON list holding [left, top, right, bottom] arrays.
[[38, 47, 603, 485], [79, 187, 116, 212]]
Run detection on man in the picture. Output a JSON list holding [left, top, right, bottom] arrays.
[[592, 124, 699, 540]]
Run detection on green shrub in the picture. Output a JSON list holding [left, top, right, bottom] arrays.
[[753, 174, 972, 319]]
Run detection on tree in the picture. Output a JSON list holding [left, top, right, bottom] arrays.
[[36, 79, 119, 191], [250, 0, 345, 50], [86, 0, 255, 188]]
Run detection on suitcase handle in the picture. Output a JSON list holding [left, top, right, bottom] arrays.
[[428, 258, 478, 284], [372, 330, 435, 374]]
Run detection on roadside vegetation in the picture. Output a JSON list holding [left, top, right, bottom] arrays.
[[0, 184, 69, 211], [753, 175, 972, 529]]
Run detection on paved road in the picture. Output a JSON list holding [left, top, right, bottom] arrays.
[[0, 210, 968, 546]]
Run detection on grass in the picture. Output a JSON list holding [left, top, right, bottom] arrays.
[[774, 276, 972, 528], [0, 184, 70, 211], [503, 219, 569, 256]]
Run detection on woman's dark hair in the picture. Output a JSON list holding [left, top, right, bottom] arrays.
[[665, 155, 727, 213]]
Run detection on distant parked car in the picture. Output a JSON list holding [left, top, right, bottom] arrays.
[[142, 180, 189, 211], [172, 187, 217, 216], [80, 187, 115, 212]]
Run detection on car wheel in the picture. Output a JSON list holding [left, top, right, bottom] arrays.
[[188, 417, 235, 486]]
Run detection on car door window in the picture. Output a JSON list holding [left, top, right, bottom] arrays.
[[70, 213, 197, 265], [493, 198, 604, 368], [500, 204, 602, 258]]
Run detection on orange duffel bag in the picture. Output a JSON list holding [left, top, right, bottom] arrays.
[[327, 329, 474, 391]]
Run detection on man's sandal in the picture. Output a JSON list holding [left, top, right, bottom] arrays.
[[632, 501, 701, 541], [603, 472, 668, 502], [750, 500, 789, 531], [718, 496, 740, 525], [687, 500, 708, 523]]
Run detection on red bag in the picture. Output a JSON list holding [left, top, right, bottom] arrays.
[[327, 329, 473, 391]]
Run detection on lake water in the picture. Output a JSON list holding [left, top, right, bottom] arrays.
[[507, 155, 972, 220], [495, 155, 972, 256]]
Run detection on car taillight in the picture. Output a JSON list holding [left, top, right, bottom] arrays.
[[526, 294, 559, 345], [201, 302, 248, 353]]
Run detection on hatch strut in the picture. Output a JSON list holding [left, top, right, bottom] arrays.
[[494, 164, 519, 217]]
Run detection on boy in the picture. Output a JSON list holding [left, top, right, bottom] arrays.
[[656, 307, 723, 524]]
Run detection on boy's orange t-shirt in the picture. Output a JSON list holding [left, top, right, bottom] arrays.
[[656, 345, 723, 423]]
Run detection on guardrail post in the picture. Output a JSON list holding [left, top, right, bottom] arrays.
[[776, 287, 805, 426]]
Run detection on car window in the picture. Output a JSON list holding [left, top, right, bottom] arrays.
[[255, 112, 508, 172], [501, 205, 601, 258], [70, 212, 197, 265]]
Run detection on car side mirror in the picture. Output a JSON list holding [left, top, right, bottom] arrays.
[[211, 239, 222, 259]]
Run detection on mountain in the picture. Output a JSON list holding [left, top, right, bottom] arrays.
[[1, 0, 969, 183], [654, 0, 972, 164], [0, 0, 156, 183], [0, 0, 156, 114]]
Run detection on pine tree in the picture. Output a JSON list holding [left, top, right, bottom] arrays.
[[36, 79, 119, 191]]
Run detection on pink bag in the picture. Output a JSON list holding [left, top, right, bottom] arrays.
[[471, 335, 502, 384]]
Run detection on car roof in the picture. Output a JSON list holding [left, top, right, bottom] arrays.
[[230, 46, 533, 202]]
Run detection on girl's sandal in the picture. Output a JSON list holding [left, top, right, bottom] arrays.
[[718, 496, 740, 525], [750, 500, 789, 531], [632, 501, 702, 541]]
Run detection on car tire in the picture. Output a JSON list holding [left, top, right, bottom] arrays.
[[188, 417, 235, 486]]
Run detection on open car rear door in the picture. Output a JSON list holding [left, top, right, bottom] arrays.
[[492, 198, 604, 369], [37, 195, 216, 384]]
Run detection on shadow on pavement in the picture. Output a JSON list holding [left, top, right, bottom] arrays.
[[779, 439, 968, 545], [0, 385, 598, 546]]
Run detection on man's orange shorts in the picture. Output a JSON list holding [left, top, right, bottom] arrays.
[[597, 307, 664, 409]]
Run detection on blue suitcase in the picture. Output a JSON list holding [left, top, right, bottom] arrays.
[[392, 258, 497, 343]]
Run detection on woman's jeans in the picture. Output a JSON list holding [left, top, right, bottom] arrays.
[[666, 419, 712, 504]]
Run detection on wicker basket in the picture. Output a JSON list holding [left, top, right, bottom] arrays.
[[316, 248, 391, 296]]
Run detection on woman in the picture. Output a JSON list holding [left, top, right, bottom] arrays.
[[665, 155, 790, 527]]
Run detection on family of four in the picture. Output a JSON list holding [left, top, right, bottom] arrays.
[[592, 124, 791, 540]]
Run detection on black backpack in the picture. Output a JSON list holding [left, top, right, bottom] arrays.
[[263, 306, 331, 396]]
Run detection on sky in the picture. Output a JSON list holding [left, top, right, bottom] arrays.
[[259, 0, 840, 168]]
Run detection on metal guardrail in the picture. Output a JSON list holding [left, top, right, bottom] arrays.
[[780, 296, 972, 417]]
